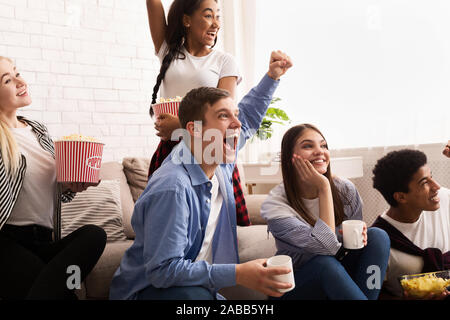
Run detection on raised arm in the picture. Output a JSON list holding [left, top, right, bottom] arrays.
[[217, 53, 241, 101], [237, 51, 292, 146], [146, 0, 167, 54], [267, 50, 292, 81], [218, 77, 237, 101]]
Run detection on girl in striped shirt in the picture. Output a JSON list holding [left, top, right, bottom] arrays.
[[0, 56, 106, 300]]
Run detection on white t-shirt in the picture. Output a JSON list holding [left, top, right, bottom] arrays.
[[195, 174, 223, 264], [381, 187, 450, 296], [302, 197, 320, 220], [156, 41, 242, 99], [8, 125, 56, 229]]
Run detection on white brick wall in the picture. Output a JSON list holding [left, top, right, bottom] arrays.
[[0, 0, 162, 162]]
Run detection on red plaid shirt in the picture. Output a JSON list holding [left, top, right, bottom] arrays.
[[148, 140, 251, 226]]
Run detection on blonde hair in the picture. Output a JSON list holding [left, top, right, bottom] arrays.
[[0, 56, 21, 173]]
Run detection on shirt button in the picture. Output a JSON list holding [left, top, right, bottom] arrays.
[[206, 199, 210, 203], [207, 183, 212, 187]]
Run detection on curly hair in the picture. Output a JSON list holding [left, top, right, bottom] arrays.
[[372, 149, 427, 207]]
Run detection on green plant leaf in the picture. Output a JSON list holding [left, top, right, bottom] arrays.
[[253, 97, 291, 141]]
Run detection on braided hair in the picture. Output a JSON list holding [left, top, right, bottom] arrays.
[[150, 0, 218, 116]]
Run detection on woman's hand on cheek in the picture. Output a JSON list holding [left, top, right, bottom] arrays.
[[292, 154, 329, 190]]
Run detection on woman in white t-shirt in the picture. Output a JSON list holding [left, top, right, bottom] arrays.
[[0, 56, 106, 300], [146, 0, 250, 226]]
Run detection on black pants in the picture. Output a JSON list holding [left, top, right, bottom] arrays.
[[0, 224, 106, 300]]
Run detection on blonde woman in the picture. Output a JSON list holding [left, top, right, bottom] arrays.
[[0, 56, 106, 300]]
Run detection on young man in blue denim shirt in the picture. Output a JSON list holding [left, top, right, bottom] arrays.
[[110, 51, 293, 300]]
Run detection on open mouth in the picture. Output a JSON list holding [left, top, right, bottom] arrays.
[[311, 159, 326, 164], [223, 132, 239, 153], [430, 194, 440, 203], [17, 89, 27, 96], [206, 31, 217, 39]]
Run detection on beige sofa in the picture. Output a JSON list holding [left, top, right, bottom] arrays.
[[75, 157, 277, 300]]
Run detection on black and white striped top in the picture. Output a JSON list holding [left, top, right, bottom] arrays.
[[0, 117, 75, 240], [261, 178, 363, 269]]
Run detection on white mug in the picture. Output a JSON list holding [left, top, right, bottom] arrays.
[[342, 220, 365, 249], [266, 255, 295, 293]]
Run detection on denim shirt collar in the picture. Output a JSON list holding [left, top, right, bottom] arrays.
[[170, 140, 213, 187]]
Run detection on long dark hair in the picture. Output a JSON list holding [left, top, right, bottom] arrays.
[[280, 124, 346, 226], [150, 0, 218, 116]]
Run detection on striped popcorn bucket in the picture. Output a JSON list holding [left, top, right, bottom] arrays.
[[151, 101, 180, 117], [54, 140, 104, 183]]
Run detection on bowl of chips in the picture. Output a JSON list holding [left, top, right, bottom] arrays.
[[399, 270, 450, 299], [151, 96, 182, 117], [54, 134, 104, 183]]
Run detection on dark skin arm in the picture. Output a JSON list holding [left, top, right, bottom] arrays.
[[61, 181, 100, 193]]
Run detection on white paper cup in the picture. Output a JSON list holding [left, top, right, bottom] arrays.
[[266, 255, 295, 293], [342, 220, 365, 249]]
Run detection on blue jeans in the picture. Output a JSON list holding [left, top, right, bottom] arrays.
[[135, 285, 215, 300], [274, 227, 390, 300]]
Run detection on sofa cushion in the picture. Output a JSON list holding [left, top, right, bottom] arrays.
[[245, 194, 268, 225], [122, 157, 150, 202], [236, 225, 277, 262], [84, 240, 133, 299], [220, 225, 277, 300], [61, 179, 127, 242], [100, 161, 135, 239]]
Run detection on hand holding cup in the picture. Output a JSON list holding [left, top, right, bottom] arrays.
[[341, 220, 367, 249], [266, 255, 296, 294], [235, 258, 293, 297]]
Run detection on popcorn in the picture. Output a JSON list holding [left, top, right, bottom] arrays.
[[158, 96, 182, 103], [58, 134, 99, 143], [400, 273, 450, 298], [151, 97, 181, 117]]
